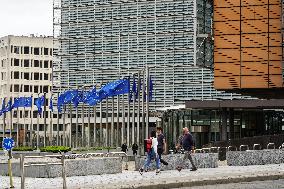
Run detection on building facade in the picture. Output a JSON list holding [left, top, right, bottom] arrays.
[[53, 0, 246, 110], [0, 35, 57, 146]]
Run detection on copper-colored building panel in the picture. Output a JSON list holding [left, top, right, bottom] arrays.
[[214, 0, 241, 8], [269, 33, 282, 46], [269, 61, 282, 74], [241, 62, 268, 75], [214, 35, 240, 49], [241, 6, 268, 20], [214, 7, 240, 21], [241, 48, 268, 61], [241, 20, 268, 33], [269, 47, 282, 61], [241, 34, 268, 47], [269, 4, 281, 18], [215, 63, 241, 76], [241, 76, 268, 88], [214, 49, 240, 62], [214, 21, 240, 35], [214, 77, 241, 89], [269, 75, 283, 88], [268, 19, 281, 32]]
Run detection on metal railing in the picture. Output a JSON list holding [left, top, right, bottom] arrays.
[[20, 154, 67, 189]]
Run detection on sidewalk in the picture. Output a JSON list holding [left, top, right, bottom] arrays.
[[1, 163, 284, 189]]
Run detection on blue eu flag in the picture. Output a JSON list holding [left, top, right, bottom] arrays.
[[49, 96, 54, 112], [34, 96, 45, 115], [13, 97, 32, 108]]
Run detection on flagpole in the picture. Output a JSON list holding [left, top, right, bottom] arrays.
[[82, 92, 85, 148], [30, 95, 34, 147], [63, 104, 66, 146], [132, 75, 136, 146], [111, 96, 114, 147], [16, 107, 19, 146], [9, 97, 13, 138], [43, 93, 47, 147], [121, 94, 125, 146], [23, 104, 26, 146], [146, 66, 150, 139], [127, 93, 130, 147], [93, 105, 97, 146], [49, 98, 53, 146], [2, 98, 6, 143], [87, 104, 91, 148], [99, 101, 103, 146], [116, 95, 120, 147], [56, 93, 60, 146], [106, 98, 109, 147], [75, 100, 79, 148], [69, 103, 72, 147], [142, 70, 145, 142], [36, 94, 40, 149], [137, 71, 141, 145]]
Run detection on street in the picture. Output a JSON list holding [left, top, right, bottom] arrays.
[[177, 179, 284, 189]]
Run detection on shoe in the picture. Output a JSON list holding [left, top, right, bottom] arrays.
[[176, 166, 182, 172], [139, 168, 143, 175], [190, 168, 197, 171], [156, 169, 160, 175]]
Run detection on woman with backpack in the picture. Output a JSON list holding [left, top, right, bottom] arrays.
[[139, 130, 160, 175]]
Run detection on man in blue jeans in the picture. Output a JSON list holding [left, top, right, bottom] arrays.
[[176, 127, 197, 171], [139, 130, 160, 175]]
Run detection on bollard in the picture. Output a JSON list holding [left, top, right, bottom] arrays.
[[61, 155, 67, 189], [8, 150, 14, 188], [20, 155, 25, 189]]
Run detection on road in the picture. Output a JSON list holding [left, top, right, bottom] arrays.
[[176, 179, 284, 189]]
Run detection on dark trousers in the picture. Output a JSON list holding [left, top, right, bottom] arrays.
[[180, 151, 197, 169], [157, 148, 168, 165]]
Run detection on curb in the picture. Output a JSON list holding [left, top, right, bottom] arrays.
[[118, 174, 284, 189]]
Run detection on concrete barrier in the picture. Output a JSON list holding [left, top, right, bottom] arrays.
[[0, 157, 122, 177], [227, 149, 284, 166], [135, 153, 218, 171]]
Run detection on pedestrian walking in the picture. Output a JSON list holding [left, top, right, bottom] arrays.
[[176, 127, 197, 171], [139, 130, 160, 175], [156, 127, 168, 166], [132, 143, 138, 156], [121, 142, 128, 153]]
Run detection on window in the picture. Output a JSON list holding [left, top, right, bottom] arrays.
[[44, 60, 49, 68], [24, 72, 29, 80], [44, 48, 49, 55], [14, 46, 20, 54], [43, 86, 49, 93], [50, 61, 53, 68], [34, 73, 39, 80], [14, 59, 20, 66], [40, 60, 43, 68], [44, 73, 48, 80], [40, 73, 42, 80], [24, 85, 29, 92], [14, 71, 19, 79], [50, 49, 53, 55], [24, 60, 29, 67], [14, 85, 19, 92], [34, 60, 39, 67], [34, 86, 39, 93], [34, 47, 40, 55], [24, 111, 29, 118], [24, 46, 29, 54]]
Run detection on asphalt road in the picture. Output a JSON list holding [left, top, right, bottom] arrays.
[[176, 179, 284, 189]]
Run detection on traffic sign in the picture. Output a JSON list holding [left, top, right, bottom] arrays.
[[2, 138, 14, 151]]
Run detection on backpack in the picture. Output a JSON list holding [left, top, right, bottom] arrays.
[[145, 138, 152, 153]]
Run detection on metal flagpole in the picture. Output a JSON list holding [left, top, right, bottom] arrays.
[[141, 70, 145, 142], [106, 98, 109, 147], [63, 105, 66, 146], [82, 95, 85, 147], [116, 96, 120, 147], [9, 97, 13, 138], [56, 93, 60, 146], [146, 66, 150, 139], [69, 103, 72, 147], [30, 95, 34, 147], [43, 93, 47, 147], [93, 105, 97, 146], [121, 94, 125, 146], [36, 95, 40, 149], [99, 101, 103, 146], [132, 75, 135, 146], [23, 104, 26, 146], [111, 97, 114, 147], [16, 107, 19, 147], [127, 92, 130, 147], [87, 105, 91, 148], [3, 99, 6, 142], [49, 98, 53, 146], [137, 71, 141, 145], [75, 101, 79, 148]]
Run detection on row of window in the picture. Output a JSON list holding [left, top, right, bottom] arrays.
[[11, 59, 52, 68], [10, 84, 50, 93], [11, 46, 53, 56], [11, 72, 51, 81]]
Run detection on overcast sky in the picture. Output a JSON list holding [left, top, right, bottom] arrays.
[[0, 0, 53, 38]]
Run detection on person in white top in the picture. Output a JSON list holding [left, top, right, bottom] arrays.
[[139, 130, 161, 174]]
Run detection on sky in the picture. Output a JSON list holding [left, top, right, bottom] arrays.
[[0, 0, 53, 38]]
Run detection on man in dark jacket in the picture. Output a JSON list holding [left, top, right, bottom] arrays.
[[121, 142, 128, 153], [156, 127, 168, 165], [132, 143, 138, 156], [176, 127, 197, 171]]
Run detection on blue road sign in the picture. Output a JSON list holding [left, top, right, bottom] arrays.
[[2, 138, 14, 151]]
